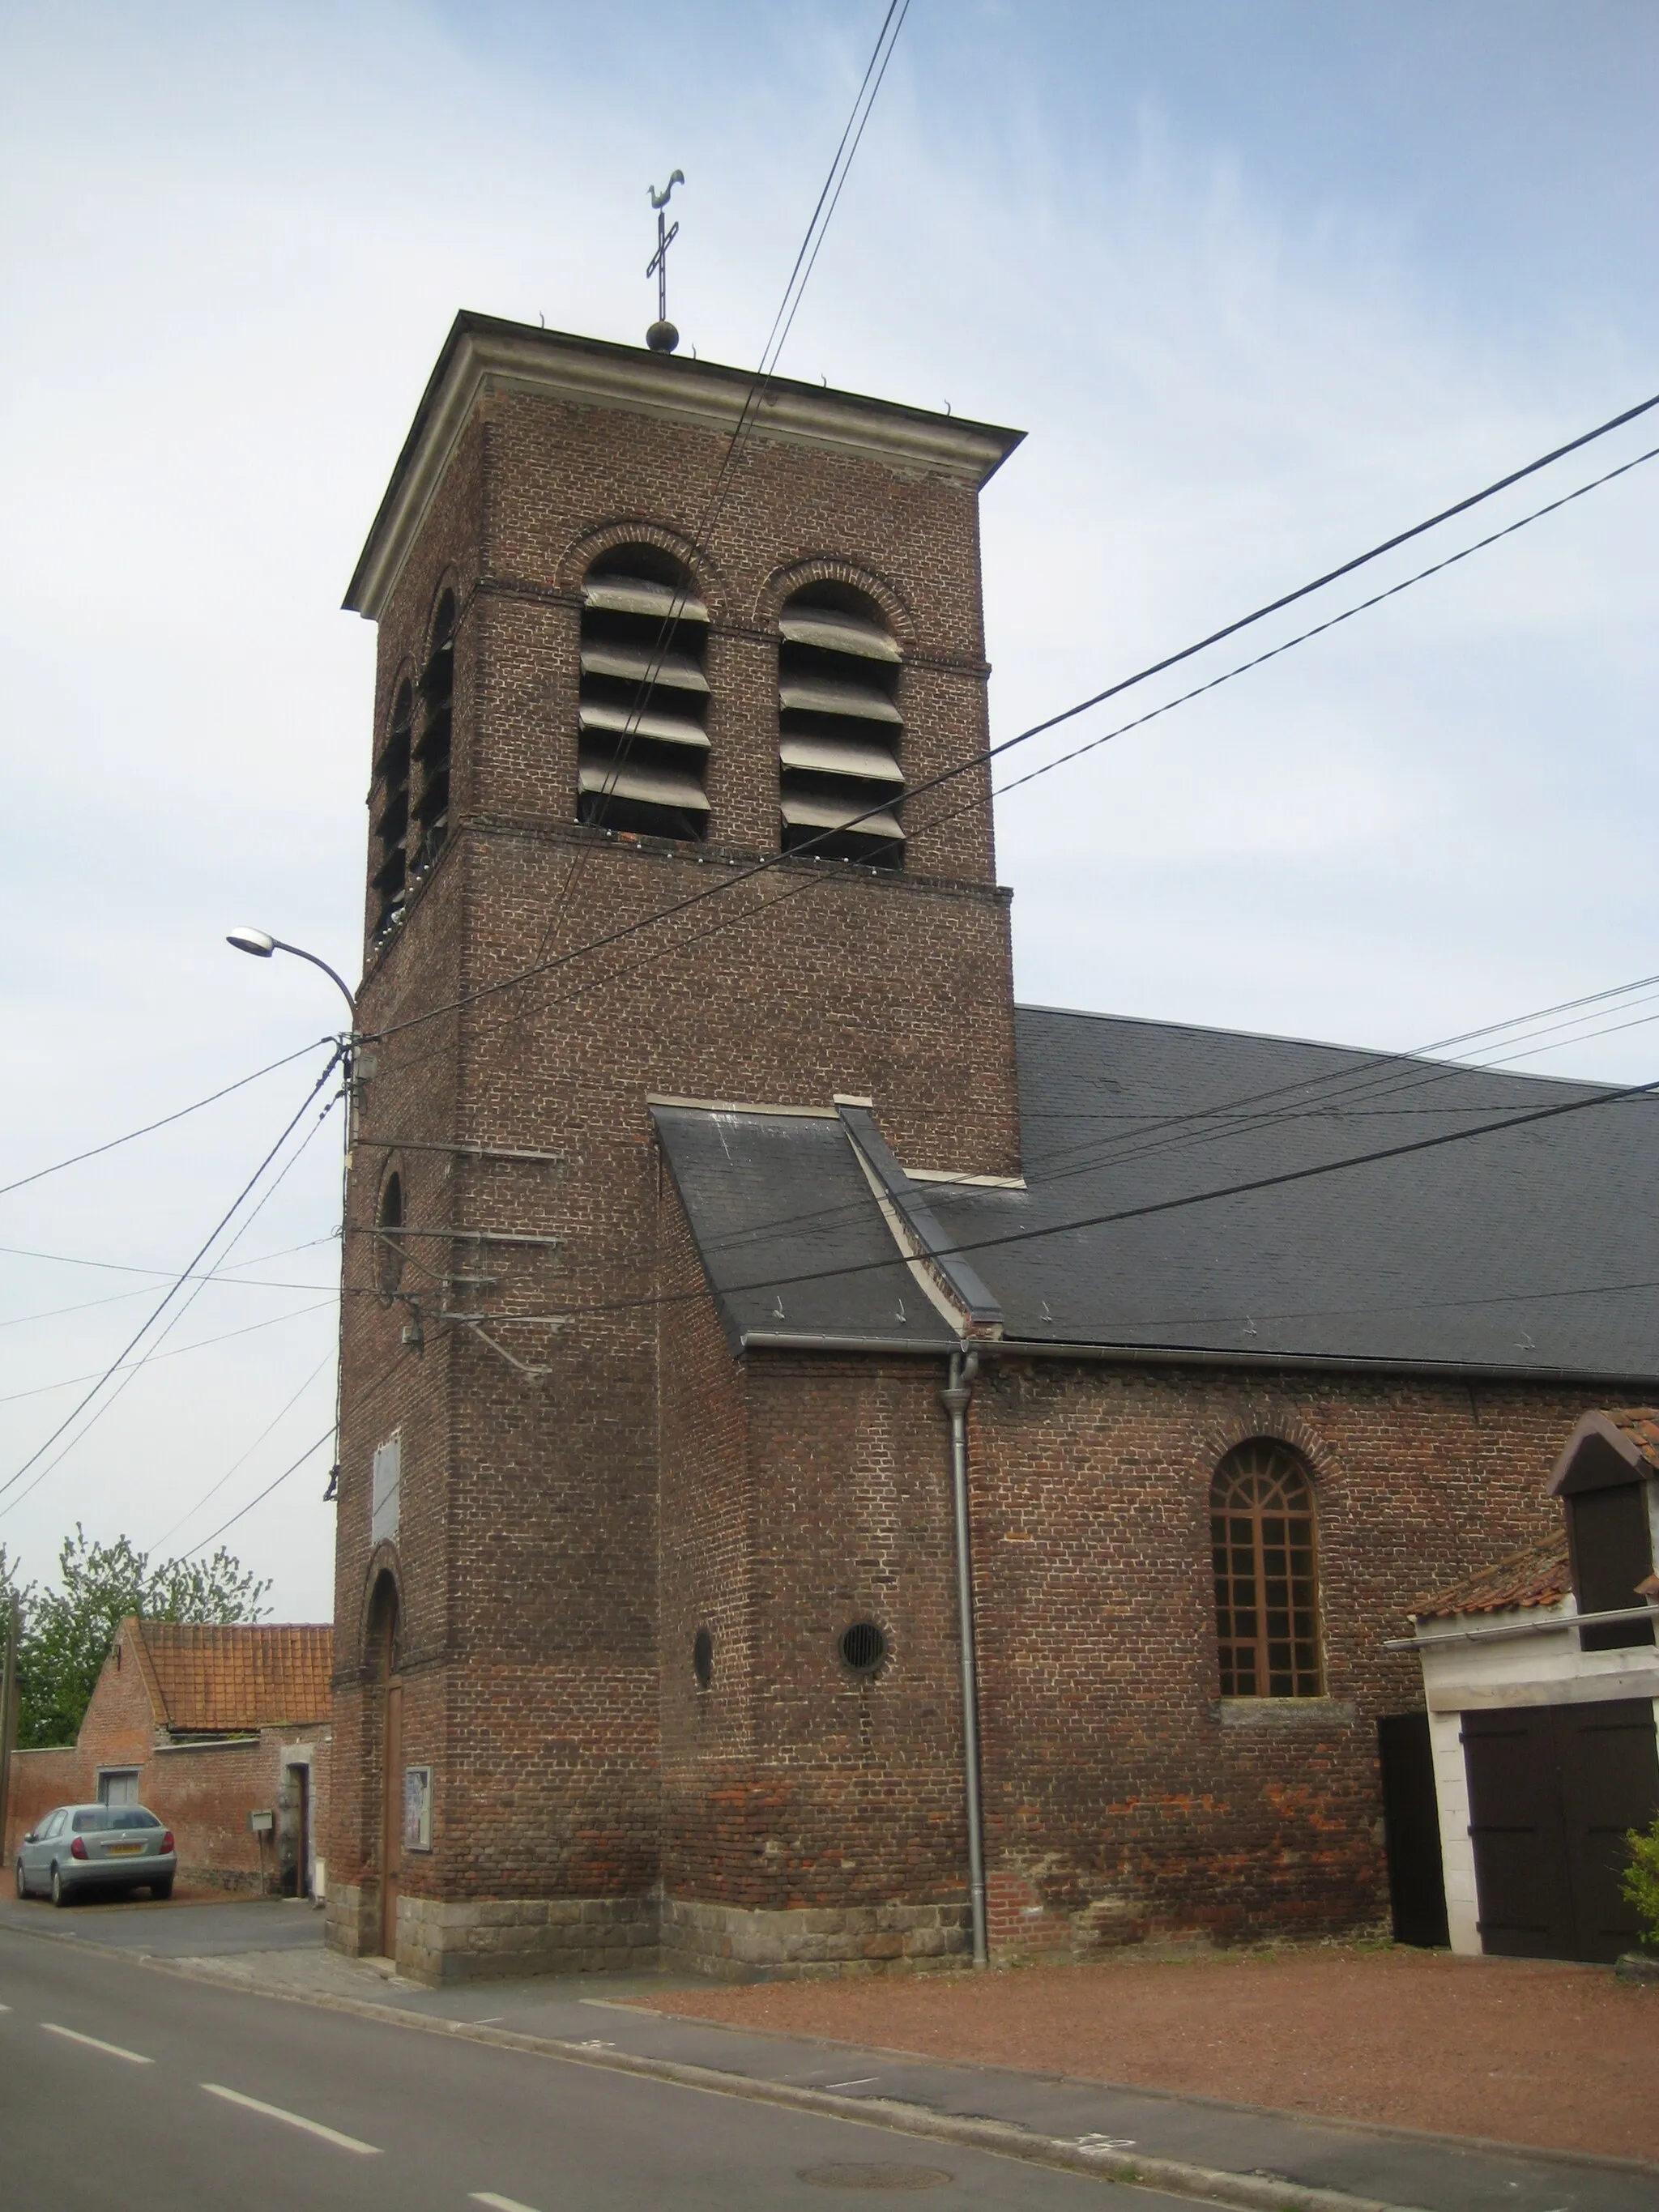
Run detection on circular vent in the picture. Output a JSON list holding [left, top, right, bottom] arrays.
[[693, 1626, 714, 1689], [838, 1620, 888, 1677]]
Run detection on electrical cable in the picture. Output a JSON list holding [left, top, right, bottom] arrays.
[[0, 1301, 336, 1409], [0, 1050, 343, 1513], [365, 411, 1659, 1051], [484, 0, 914, 1069], [181, 1339, 411, 1558], [0, 1038, 337, 1202], [151, 1353, 335, 1550], [486, 1060, 1659, 1330]]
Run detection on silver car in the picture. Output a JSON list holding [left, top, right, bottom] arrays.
[[15, 1803, 177, 1906]]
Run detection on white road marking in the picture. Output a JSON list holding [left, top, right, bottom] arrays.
[[471, 2195, 545, 2211], [200, 2082, 381, 2154], [825, 2077, 880, 2090], [41, 2022, 152, 2065], [0, 2001, 11, 2011]]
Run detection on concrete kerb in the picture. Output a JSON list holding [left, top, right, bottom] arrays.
[[4, 1916, 1653, 2211]]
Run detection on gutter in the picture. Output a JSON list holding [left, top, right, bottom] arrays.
[[941, 1347, 988, 1968]]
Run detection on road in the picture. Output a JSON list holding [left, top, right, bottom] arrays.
[[0, 1923, 1204, 2212]]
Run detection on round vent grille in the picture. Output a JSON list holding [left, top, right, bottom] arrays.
[[838, 1620, 888, 1677], [693, 1626, 714, 1689]]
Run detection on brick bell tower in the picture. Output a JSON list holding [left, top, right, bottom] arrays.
[[326, 313, 1025, 1980]]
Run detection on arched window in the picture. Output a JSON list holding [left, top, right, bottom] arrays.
[[371, 679, 413, 940], [374, 1170, 405, 1299], [412, 589, 455, 875], [1210, 1441, 1323, 1697], [778, 583, 904, 867], [578, 548, 710, 840]]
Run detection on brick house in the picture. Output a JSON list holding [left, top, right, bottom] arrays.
[[6, 1620, 331, 1897], [326, 313, 1659, 1984]]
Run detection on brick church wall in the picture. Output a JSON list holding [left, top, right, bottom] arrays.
[[966, 1360, 1595, 1955]]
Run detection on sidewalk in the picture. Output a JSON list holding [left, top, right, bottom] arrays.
[[3, 1898, 1648, 2212]]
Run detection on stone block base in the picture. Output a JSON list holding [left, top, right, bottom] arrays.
[[324, 1880, 380, 1958], [393, 1892, 660, 1986], [662, 1895, 973, 1980]]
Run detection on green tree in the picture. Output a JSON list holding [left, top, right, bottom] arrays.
[[1624, 1813, 1659, 1953], [0, 1527, 271, 1750]]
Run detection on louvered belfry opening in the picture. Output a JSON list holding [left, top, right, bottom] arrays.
[[371, 678, 414, 939], [778, 583, 904, 868], [412, 589, 455, 881], [578, 548, 710, 841]]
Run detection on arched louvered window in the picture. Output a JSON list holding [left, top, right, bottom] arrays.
[[412, 590, 455, 877], [1210, 1441, 1323, 1698], [578, 549, 710, 841], [778, 585, 903, 867], [371, 678, 413, 940]]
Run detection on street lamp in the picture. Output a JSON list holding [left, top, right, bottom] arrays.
[[226, 927, 356, 1025]]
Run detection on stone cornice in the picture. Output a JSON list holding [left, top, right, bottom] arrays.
[[345, 314, 1025, 623]]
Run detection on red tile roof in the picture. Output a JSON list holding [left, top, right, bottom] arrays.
[[1599, 1406, 1659, 1468], [1411, 1532, 1572, 1622], [124, 1618, 332, 1733]]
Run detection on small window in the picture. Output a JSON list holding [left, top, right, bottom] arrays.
[[371, 678, 413, 939], [778, 584, 904, 868], [693, 1626, 714, 1688], [412, 590, 455, 877], [371, 1433, 402, 1548], [1211, 1442, 1323, 1698], [375, 1171, 406, 1299], [578, 549, 710, 841]]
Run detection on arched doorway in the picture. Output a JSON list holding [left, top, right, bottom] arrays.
[[367, 1572, 401, 1958]]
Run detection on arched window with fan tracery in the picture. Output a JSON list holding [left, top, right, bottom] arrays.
[[1210, 1440, 1323, 1698]]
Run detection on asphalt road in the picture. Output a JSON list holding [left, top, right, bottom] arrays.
[[0, 1924, 1209, 2212]]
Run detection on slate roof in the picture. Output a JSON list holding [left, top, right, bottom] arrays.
[[125, 1618, 333, 1734], [1410, 1533, 1572, 1621], [653, 1106, 956, 1350], [655, 1004, 1659, 1379]]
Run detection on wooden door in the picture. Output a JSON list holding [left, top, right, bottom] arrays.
[[1464, 1698, 1658, 1963], [292, 1765, 311, 1899], [1377, 1712, 1449, 1946], [379, 1677, 402, 1956]]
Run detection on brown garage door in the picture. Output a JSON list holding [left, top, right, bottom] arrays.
[[1463, 1698, 1658, 1963]]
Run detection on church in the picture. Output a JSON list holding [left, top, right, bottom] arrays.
[[323, 311, 1659, 1984]]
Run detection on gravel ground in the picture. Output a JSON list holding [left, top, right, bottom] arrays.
[[646, 1946, 1657, 2163]]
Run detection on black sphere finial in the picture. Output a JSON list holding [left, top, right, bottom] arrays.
[[646, 318, 680, 354]]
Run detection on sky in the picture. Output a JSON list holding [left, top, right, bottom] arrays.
[[1, 0, 1655, 1622]]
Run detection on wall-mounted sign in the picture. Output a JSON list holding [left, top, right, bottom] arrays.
[[248, 1809, 275, 1833], [403, 1763, 433, 1852]]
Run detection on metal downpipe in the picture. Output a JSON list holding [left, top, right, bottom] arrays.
[[942, 1347, 987, 1967]]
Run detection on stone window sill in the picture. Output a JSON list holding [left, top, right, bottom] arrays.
[[1214, 1697, 1357, 1728]]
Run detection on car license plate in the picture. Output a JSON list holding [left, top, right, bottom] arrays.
[[106, 1842, 143, 1856]]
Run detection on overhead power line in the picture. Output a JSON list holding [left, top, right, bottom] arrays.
[[520, 1061, 1659, 1332], [367, 388, 1659, 1049], [494, 0, 913, 1050], [0, 1049, 343, 1515], [0, 1038, 336, 1203]]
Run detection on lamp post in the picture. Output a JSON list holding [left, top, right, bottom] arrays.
[[226, 927, 356, 1026], [225, 926, 359, 1509]]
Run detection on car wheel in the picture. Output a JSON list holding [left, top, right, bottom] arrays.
[[151, 1877, 173, 1901], [50, 1864, 67, 1907], [14, 1859, 26, 1900]]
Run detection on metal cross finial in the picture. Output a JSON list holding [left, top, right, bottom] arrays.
[[646, 170, 684, 352]]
